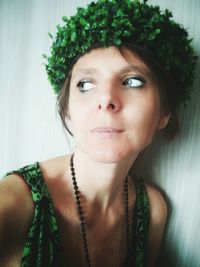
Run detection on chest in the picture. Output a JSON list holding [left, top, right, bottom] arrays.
[[54, 202, 133, 267]]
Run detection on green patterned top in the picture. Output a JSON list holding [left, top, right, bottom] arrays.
[[6, 162, 149, 267]]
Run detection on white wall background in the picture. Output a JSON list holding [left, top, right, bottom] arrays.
[[0, 0, 199, 266]]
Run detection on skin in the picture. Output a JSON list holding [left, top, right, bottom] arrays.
[[69, 47, 165, 163], [0, 47, 169, 266]]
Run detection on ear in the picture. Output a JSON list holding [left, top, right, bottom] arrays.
[[158, 113, 171, 130]]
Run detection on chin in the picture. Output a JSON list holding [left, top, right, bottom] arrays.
[[82, 146, 137, 164]]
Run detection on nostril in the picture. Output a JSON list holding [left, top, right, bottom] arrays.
[[108, 103, 115, 110], [98, 101, 119, 111]]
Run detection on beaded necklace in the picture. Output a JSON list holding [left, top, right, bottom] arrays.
[[70, 154, 130, 267]]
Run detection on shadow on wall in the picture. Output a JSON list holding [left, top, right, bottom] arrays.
[[132, 134, 200, 267], [131, 136, 176, 267], [157, 245, 177, 267]]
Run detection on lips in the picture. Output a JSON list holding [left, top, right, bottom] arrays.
[[91, 127, 123, 133], [90, 127, 124, 138]]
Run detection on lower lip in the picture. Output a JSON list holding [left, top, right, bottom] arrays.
[[91, 129, 123, 138]]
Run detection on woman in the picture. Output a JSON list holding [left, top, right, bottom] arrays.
[[0, 0, 197, 266]]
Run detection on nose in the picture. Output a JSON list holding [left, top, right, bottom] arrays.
[[97, 92, 121, 112]]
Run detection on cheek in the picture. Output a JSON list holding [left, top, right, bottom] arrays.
[[68, 100, 90, 136], [127, 97, 161, 145], [140, 103, 160, 129]]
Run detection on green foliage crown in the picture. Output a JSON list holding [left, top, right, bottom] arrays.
[[44, 0, 198, 105]]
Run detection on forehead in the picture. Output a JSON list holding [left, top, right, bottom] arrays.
[[71, 46, 152, 78]]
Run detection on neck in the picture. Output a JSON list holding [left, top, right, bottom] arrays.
[[69, 150, 137, 210]]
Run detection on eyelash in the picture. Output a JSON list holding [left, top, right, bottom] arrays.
[[122, 76, 146, 88], [77, 80, 94, 93], [76, 76, 146, 93]]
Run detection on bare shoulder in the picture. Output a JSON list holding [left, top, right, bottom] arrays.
[[145, 182, 167, 225], [39, 155, 73, 209], [39, 154, 70, 180], [144, 182, 168, 267], [0, 174, 34, 222], [0, 174, 34, 265]]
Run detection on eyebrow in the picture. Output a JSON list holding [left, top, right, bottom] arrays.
[[120, 65, 152, 80], [72, 68, 97, 79], [72, 64, 152, 80]]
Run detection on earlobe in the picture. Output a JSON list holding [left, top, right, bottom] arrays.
[[158, 114, 171, 130]]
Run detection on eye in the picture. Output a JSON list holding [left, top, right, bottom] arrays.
[[122, 76, 146, 88], [77, 80, 95, 92]]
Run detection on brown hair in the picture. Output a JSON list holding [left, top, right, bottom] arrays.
[[57, 44, 179, 140]]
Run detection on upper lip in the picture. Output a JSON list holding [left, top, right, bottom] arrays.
[[90, 127, 123, 133]]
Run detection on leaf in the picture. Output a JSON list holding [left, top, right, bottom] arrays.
[[48, 32, 53, 39]]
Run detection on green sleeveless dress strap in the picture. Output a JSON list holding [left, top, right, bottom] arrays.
[[6, 162, 149, 267], [6, 162, 64, 267], [132, 178, 150, 266]]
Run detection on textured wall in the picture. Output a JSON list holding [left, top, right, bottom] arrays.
[[138, 1, 200, 266], [0, 1, 199, 266]]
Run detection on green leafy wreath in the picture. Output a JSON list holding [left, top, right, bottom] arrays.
[[44, 0, 198, 105]]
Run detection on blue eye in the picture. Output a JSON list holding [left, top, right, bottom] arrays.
[[122, 76, 145, 88], [77, 80, 95, 92]]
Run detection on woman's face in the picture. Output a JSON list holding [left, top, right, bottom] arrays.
[[68, 47, 169, 163]]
